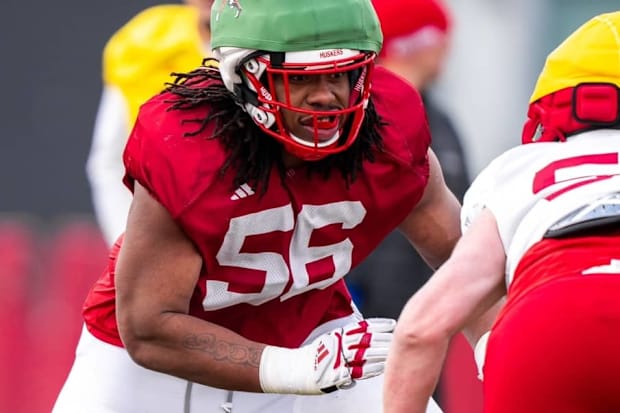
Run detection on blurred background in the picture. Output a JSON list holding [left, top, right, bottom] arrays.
[[0, 0, 617, 411]]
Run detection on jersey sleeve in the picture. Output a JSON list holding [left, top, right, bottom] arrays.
[[460, 159, 502, 233], [371, 67, 431, 183], [460, 147, 535, 246], [400, 92, 432, 175], [122, 94, 224, 218]]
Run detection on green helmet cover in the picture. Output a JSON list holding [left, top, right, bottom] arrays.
[[210, 0, 383, 53]]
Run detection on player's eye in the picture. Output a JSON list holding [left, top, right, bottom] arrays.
[[288, 74, 311, 83]]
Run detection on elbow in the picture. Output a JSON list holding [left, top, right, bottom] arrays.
[[117, 312, 160, 369], [394, 297, 458, 352], [393, 321, 450, 352], [121, 335, 152, 369]]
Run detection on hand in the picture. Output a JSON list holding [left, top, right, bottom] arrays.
[[259, 318, 396, 395], [313, 317, 396, 392]]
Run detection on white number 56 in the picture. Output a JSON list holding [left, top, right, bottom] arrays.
[[203, 201, 366, 310]]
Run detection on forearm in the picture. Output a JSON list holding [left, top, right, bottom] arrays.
[[383, 256, 493, 412], [121, 311, 265, 392], [384, 333, 448, 413], [121, 311, 396, 395], [383, 287, 451, 413]]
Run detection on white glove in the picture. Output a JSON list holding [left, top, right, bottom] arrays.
[[259, 318, 396, 395], [474, 331, 490, 381]]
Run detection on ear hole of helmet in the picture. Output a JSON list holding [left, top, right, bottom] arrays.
[[573, 83, 620, 126], [244, 59, 260, 74], [233, 52, 278, 128], [248, 106, 274, 126], [230, 50, 270, 107]]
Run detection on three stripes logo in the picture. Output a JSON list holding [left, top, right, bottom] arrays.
[[230, 183, 255, 200], [316, 342, 331, 366]]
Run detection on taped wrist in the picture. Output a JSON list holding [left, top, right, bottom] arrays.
[[259, 345, 320, 395]]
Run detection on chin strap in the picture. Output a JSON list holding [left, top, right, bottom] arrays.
[[522, 83, 620, 144]]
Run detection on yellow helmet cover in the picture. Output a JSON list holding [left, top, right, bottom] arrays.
[[530, 11, 620, 103]]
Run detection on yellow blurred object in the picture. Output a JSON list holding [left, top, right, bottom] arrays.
[[103, 4, 205, 128], [529, 11, 620, 104]]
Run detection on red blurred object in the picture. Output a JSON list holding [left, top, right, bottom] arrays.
[[371, 0, 451, 58], [25, 219, 108, 413], [0, 219, 37, 412], [440, 333, 484, 413]]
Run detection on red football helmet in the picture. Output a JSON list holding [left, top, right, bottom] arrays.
[[216, 47, 376, 160], [522, 83, 620, 144]]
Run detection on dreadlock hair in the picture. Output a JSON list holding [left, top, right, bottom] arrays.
[[165, 57, 387, 194]]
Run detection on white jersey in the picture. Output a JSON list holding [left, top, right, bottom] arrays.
[[461, 129, 620, 286]]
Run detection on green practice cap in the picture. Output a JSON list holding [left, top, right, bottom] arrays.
[[211, 0, 383, 53]]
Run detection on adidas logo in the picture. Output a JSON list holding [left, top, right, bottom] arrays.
[[230, 183, 255, 200], [316, 342, 330, 365]]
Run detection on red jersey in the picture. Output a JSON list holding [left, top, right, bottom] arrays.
[[83, 67, 431, 348]]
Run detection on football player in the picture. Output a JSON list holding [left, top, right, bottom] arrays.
[[53, 0, 486, 411], [384, 11, 620, 413]]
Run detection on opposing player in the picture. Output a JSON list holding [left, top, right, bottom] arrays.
[[384, 11, 620, 413], [86, 0, 214, 246], [52, 0, 476, 411]]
